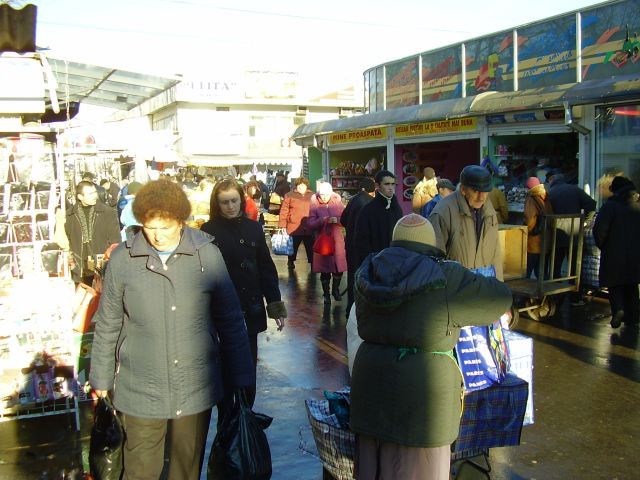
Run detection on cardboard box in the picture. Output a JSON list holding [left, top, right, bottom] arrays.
[[505, 330, 534, 425], [499, 225, 527, 280]]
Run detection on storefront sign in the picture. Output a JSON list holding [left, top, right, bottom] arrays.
[[395, 117, 477, 137], [329, 127, 387, 145]]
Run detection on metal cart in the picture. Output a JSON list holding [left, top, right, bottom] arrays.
[[506, 213, 585, 321]]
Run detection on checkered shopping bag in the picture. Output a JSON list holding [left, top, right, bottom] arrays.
[[305, 398, 355, 480]]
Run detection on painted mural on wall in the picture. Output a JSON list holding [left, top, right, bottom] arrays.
[[367, 69, 377, 113], [582, 1, 640, 81], [375, 66, 384, 111], [385, 57, 419, 109], [364, 0, 639, 112], [465, 31, 514, 97], [421, 46, 462, 102], [518, 16, 577, 90]]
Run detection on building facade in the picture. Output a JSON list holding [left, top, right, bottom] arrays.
[[293, 0, 640, 215]]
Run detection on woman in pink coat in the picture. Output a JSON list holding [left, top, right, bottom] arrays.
[[308, 182, 347, 304]]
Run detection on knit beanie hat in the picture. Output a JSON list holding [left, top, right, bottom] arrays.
[[525, 177, 541, 189], [392, 214, 436, 247], [609, 176, 636, 194]]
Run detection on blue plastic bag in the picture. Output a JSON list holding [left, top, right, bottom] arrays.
[[271, 229, 293, 256], [454, 266, 510, 392]]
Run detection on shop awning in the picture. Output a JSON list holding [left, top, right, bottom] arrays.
[[45, 57, 181, 111], [291, 95, 478, 141], [292, 73, 640, 143], [470, 73, 640, 114]]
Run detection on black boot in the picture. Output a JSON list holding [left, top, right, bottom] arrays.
[[332, 273, 343, 301], [321, 275, 331, 304]]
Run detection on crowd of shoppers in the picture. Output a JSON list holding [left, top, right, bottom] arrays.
[[76, 157, 638, 479]]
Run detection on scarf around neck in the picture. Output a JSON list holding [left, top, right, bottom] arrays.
[[79, 205, 96, 245], [378, 192, 393, 210]]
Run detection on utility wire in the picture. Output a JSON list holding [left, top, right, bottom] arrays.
[[37, 0, 476, 36]]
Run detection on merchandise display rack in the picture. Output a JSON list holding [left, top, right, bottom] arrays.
[[0, 133, 81, 431]]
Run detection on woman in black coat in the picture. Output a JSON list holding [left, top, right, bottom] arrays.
[[201, 179, 287, 416], [593, 176, 640, 328]]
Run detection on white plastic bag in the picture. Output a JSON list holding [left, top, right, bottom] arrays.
[[346, 307, 363, 376]]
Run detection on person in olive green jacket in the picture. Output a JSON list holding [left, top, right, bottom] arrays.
[[429, 164, 504, 280], [351, 214, 512, 479], [488, 184, 509, 224]]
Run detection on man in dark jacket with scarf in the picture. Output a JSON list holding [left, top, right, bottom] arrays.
[[340, 177, 375, 317], [353, 170, 403, 270], [350, 214, 512, 479], [65, 180, 121, 285]]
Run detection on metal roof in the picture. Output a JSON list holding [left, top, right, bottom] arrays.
[[45, 57, 181, 111], [292, 73, 640, 141]]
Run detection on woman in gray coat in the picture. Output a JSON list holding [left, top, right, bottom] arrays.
[[90, 180, 254, 480]]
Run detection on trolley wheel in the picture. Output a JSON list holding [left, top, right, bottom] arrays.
[[526, 297, 555, 321], [508, 305, 520, 329]]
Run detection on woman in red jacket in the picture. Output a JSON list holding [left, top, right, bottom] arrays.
[[243, 181, 260, 221], [278, 177, 314, 269]]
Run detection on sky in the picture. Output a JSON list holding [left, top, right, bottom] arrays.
[[13, 0, 608, 94]]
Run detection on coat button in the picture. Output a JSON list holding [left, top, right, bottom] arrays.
[[171, 306, 176, 311], [240, 239, 245, 244], [176, 410, 182, 416], [174, 359, 179, 365], [150, 265, 155, 269], [163, 265, 168, 271]]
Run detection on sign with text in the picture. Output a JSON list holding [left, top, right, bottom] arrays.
[[328, 127, 387, 145], [395, 117, 477, 138]]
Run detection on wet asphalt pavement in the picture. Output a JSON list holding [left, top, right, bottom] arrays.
[[0, 252, 638, 479]]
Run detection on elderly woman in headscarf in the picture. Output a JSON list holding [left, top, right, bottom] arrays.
[[307, 181, 347, 304]]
